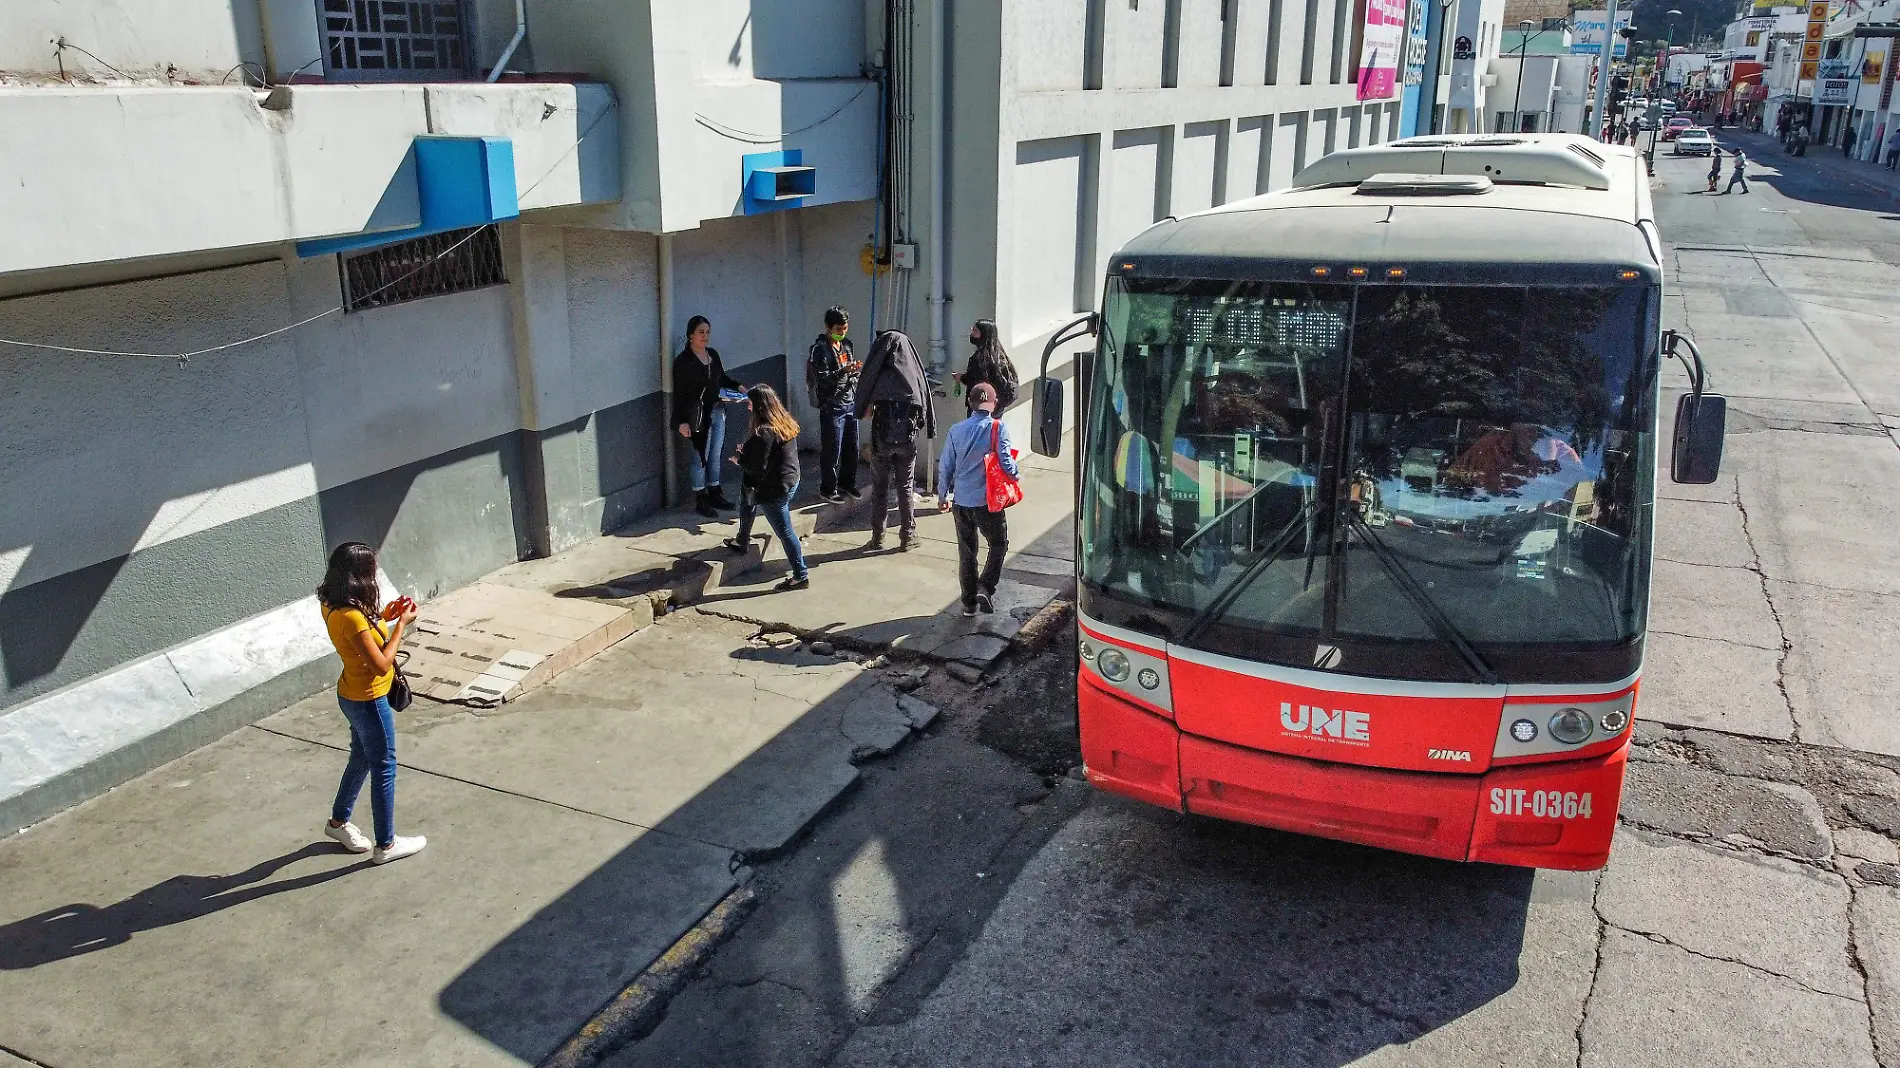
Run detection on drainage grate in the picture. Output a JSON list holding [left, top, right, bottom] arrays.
[[320, 0, 470, 81], [340, 226, 505, 312]]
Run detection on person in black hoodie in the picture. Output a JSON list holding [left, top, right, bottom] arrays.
[[804, 305, 862, 502], [723, 385, 811, 590], [853, 329, 937, 551], [957, 319, 1018, 414], [672, 314, 745, 518]]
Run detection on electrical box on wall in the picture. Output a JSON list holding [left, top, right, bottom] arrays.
[[890, 243, 918, 269], [741, 149, 817, 215]]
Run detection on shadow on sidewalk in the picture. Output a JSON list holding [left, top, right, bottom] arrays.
[[0, 843, 365, 970]]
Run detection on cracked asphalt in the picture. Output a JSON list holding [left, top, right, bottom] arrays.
[[597, 142, 1900, 1068]]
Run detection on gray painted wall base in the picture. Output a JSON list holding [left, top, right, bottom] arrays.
[[0, 654, 337, 835]]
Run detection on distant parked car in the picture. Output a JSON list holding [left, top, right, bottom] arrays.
[[1662, 116, 1695, 141], [1673, 128, 1716, 156]]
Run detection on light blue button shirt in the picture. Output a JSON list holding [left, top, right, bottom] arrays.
[[938, 411, 1019, 507]]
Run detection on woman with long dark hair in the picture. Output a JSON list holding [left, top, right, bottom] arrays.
[[958, 318, 1019, 413], [316, 543, 426, 864], [723, 385, 812, 590], [672, 314, 745, 518]]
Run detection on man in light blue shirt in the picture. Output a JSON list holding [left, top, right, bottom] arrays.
[[937, 382, 1019, 615]]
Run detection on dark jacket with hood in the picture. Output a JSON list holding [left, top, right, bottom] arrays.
[[853, 329, 937, 445], [736, 427, 801, 503], [671, 348, 742, 452], [959, 321, 1019, 411]]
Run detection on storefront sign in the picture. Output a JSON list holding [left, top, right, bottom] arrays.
[[1402, 0, 1429, 86], [1357, 0, 1407, 99], [1819, 77, 1853, 102], [1570, 10, 1633, 56], [1453, 35, 1475, 60]]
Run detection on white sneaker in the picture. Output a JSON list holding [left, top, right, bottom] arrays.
[[373, 835, 427, 865], [324, 821, 373, 854]]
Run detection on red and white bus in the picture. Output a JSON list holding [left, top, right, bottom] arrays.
[[1029, 135, 1726, 870]]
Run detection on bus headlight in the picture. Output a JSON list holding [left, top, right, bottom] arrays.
[[1510, 718, 1539, 743], [1600, 709, 1630, 734], [1097, 648, 1132, 683], [1549, 707, 1594, 745], [1137, 668, 1161, 690]]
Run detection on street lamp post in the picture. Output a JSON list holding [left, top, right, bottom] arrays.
[[1511, 19, 1535, 132], [1645, 10, 1681, 165]]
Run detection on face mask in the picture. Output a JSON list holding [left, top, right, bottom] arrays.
[[829, 331, 847, 343]]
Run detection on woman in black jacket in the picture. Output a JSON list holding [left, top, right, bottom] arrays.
[[672, 314, 744, 518], [723, 385, 811, 590], [958, 319, 1019, 413]]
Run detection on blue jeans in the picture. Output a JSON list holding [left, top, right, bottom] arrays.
[[689, 405, 726, 493], [737, 483, 809, 580], [332, 694, 397, 847], [817, 406, 859, 496]]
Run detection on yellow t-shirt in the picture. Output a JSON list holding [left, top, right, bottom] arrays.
[[323, 605, 395, 701]]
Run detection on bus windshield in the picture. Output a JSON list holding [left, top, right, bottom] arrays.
[[1079, 275, 1658, 684]]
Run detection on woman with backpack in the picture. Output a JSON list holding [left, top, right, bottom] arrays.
[[315, 542, 426, 865], [723, 385, 812, 591], [958, 319, 1019, 414]]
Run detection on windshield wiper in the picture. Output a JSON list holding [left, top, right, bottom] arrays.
[[1179, 475, 1299, 552], [1345, 509, 1500, 685], [1182, 496, 1320, 643]]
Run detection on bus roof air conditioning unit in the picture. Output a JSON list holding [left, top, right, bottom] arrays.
[[1294, 136, 1611, 190]]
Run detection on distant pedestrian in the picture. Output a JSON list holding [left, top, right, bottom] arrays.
[[1886, 128, 1900, 169], [1844, 125, 1857, 159], [805, 306, 862, 503], [854, 329, 936, 552], [1707, 146, 1723, 192], [937, 382, 1019, 616], [672, 315, 743, 518], [957, 319, 1019, 415], [1726, 150, 1750, 194], [316, 543, 426, 865], [1793, 123, 1810, 157], [725, 385, 811, 591]]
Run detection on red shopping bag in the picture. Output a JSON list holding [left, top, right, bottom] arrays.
[[984, 420, 1023, 512]]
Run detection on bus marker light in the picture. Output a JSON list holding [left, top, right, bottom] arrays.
[[1119, 262, 1137, 271], [1510, 719, 1539, 743], [1549, 707, 1594, 745], [1137, 668, 1161, 690], [1097, 648, 1132, 683], [1348, 266, 1369, 278], [1600, 709, 1630, 734], [1079, 640, 1096, 662], [1385, 267, 1406, 280], [1311, 266, 1332, 277], [1618, 269, 1640, 280]]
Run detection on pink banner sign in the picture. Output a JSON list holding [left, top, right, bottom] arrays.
[[1358, 0, 1407, 100]]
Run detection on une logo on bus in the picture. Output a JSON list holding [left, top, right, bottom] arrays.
[[1279, 701, 1371, 743]]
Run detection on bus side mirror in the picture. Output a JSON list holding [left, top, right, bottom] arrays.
[[1670, 392, 1726, 484], [1033, 377, 1065, 457]]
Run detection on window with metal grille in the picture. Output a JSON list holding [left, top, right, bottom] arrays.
[[340, 227, 505, 312], [320, 0, 470, 81]]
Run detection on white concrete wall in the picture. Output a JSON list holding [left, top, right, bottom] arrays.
[[1, 0, 262, 82], [1, 82, 618, 278]]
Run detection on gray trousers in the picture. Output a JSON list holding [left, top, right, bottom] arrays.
[[869, 438, 918, 541]]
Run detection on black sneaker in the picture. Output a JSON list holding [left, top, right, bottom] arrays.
[[775, 575, 810, 592], [898, 537, 915, 553], [819, 491, 844, 503], [843, 487, 863, 500], [975, 592, 995, 614], [961, 602, 979, 617], [707, 489, 735, 510], [863, 536, 885, 552], [722, 537, 748, 555]]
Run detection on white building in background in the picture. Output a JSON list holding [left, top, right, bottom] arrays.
[[1, 0, 1478, 829]]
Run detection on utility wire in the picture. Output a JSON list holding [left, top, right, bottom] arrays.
[[693, 82, 872, 144], [0, 94, 619, 364]]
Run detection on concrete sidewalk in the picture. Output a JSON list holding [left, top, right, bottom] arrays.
[[0, 456, 1073, 1067]]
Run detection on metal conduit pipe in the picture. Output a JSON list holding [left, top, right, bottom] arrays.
[[487, 0, 527, 82], [658, 232, 678, 507]]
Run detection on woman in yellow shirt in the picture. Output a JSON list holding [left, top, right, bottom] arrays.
[[317, 542, 426, 864]]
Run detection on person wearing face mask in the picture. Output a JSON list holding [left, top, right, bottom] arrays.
[[957, 319, 1019, 415], [805, 305, 862, 502]]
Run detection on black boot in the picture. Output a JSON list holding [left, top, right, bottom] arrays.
[[707, 486, 735, 510], [694, 490, 719, 519]]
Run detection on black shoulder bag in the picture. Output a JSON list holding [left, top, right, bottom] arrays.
[[367, 613, 414, 711]]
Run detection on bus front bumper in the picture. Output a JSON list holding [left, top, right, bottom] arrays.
[[1080, 678, 1627, 871]]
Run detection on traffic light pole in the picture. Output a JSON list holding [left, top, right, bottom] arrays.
[[1590, 0, 1620, 141]]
